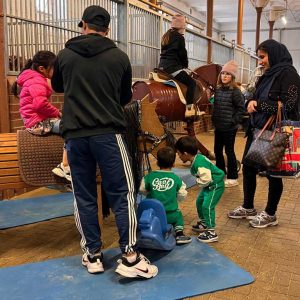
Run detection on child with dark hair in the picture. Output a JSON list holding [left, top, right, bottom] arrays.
[[139, 146, 192, 245], [175, 136, 224, 243], [13, 50, 70, 181]]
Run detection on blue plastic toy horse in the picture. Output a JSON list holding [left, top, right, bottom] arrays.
[[137, 198, 176, 251]]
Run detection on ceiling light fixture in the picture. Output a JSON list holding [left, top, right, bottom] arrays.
[[281, 15, 287, 24]]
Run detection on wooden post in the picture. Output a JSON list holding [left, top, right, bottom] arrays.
[[255, 6, 263, 49], [237, 0, 244, 46], [206, 0, 213, 63], [0, 0, 10, 133], [269, 20, 275, 38]]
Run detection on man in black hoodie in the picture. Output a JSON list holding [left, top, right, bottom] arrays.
[[51, 5, 158, 279]]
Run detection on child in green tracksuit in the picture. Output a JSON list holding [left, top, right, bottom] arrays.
[[175, 136, 225, 243], [139, 146, 192, 245]]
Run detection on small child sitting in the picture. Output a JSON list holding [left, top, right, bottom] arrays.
[[175, 136, 225, 243], [139, 146, 192, 245], [13, 51, 70, 181]]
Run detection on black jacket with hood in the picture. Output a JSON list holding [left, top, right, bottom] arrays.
[[51, 33, 132, 140]]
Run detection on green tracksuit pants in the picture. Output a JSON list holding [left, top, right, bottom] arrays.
[[166, 209, 184, 232], [196, 181, 224, 228]]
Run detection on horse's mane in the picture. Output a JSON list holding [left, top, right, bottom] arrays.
[[124, 101, 142, 192]]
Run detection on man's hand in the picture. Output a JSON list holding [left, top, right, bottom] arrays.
[[247, 100, 257, 113]]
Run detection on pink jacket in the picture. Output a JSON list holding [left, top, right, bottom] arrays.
[[17, 69, 60, 128]]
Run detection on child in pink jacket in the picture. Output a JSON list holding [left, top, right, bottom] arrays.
[[13, 50, 70, 181]]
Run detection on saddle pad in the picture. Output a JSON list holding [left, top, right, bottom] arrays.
[[17, 130, 68, 186], [149, 72, 186, 104]]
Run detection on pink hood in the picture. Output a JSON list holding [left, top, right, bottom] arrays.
[[18, 69, 60, 128]]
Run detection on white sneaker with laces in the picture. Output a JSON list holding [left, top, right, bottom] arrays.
[[82, 253, 104, 274], [115, 253, 158, 279], [225, 179, 239, 187], [52, 163, 71, 181]]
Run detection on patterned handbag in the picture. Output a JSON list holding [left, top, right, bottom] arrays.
[[244, 103, 288, 168]]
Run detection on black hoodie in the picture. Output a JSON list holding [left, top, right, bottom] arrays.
[[51, 33, 132, 140]]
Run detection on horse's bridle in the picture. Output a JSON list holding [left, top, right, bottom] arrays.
[[140, 130, 168, 153]]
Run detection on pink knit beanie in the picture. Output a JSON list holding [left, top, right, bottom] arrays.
[[221, 60, 238, 78], [171, 14, 186, 29]]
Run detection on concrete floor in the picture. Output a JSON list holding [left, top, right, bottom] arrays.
[[1, 132, 300, 299]]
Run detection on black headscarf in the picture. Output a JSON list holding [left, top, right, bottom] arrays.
[[257, 39, 293, 78], [255, 39, 295, 98], [252, 39, 296, 128]]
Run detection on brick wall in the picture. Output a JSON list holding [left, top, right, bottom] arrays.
[[165, 115, 213, 135], [7, 76, 64, 132]]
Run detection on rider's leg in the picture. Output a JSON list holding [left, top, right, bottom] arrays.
[[174, 71, 197, 115]]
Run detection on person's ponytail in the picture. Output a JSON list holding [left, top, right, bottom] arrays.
[[23, 58, 33, 70], [11, 58, 34, 97]]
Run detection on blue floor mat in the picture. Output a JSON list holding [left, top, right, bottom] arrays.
[[172, 167, 196, 188], [0, 239, 254, 300], [0, 193, 73, 230]]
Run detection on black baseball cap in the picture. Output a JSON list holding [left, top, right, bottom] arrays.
[[78, 6, 110, 28]]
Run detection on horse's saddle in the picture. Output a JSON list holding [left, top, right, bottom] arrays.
[[151, 69, 202, 105], [17, 130, 68, 186], [149, 70, 186, 104]]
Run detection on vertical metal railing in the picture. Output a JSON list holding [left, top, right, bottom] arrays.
[[5, 0, 119, 74], [3, 0, 257, 83]]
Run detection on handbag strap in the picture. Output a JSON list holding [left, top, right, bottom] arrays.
[[271, 101, 283, 139], [256, 115, 275, 139], [275, 101, 282, 130], [256, 101, 282, 140]]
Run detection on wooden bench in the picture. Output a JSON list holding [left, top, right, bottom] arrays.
[[0, 133, 31, 199], [0, 132, 103, 224]]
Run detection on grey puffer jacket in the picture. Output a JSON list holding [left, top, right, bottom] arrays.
[[212, 87, 245, 131]]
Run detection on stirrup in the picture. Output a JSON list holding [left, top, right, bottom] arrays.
[[185, 104, 204, 118], [185, 105, 197, 118]]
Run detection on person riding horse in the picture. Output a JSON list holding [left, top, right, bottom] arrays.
[[158, 14, 200, 118]]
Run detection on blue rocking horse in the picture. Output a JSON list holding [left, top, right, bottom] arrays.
[[137, 198, 176, 251]]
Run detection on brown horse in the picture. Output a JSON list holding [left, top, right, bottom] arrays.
[[124, 64, 221, 189], [131, 64, 221, 156]]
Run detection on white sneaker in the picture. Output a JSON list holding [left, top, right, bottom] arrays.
[[52, 163, 71, 181], [82, 253, 104, 274], [115, 252, 158, 279], [225, 179, 239, 187]]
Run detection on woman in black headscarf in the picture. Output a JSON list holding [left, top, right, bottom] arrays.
[[228, 39, 300, 228]]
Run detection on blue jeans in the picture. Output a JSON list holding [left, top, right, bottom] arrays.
[[66, 133, 137, 255]]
